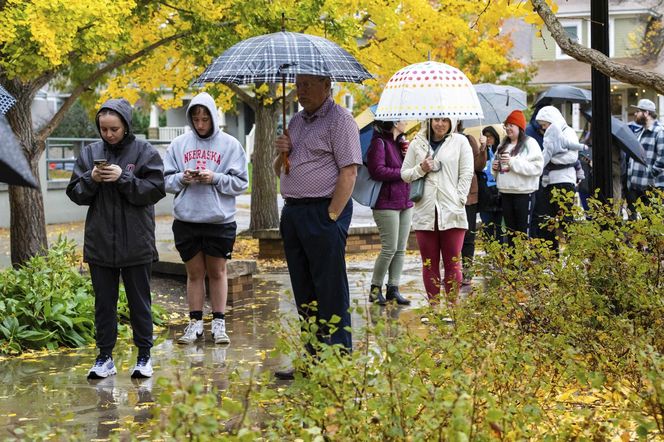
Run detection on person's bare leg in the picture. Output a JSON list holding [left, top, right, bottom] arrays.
[[178, 251, 207, 344], [185, 251, 207, 311], [205, 256, 228, 313]]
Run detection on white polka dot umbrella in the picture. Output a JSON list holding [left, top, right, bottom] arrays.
[[374, 61, 483, 121]]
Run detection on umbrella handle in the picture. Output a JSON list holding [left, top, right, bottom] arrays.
[[281, 152, 290, 174], [281, 74, 290, 175]]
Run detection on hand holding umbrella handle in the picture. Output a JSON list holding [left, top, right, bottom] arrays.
[[282, 128, 290, 175], [275, 131, 292, 175], [281, 152, 290, 174]]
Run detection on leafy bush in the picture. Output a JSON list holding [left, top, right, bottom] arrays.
[[246, 191, 663, 440], [50, 100, 98, 138], [0, 238, 165, 355], [8, 193, 664, 440]]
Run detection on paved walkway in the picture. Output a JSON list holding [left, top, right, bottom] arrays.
[[0, 194, 377, 269]]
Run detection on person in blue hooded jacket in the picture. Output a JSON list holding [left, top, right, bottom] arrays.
[[67, 98, 166, 380]]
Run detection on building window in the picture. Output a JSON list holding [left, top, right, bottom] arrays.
[[556, 20, 582, 59], [344, 94, 354, 112]]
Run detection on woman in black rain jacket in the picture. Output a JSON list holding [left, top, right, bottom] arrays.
[[67, 98, 165, 380]]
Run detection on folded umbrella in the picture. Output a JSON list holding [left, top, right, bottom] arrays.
[[0, 116, 38, 188]]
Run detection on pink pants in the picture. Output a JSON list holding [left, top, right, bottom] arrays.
[[415, 225, 466, 302]]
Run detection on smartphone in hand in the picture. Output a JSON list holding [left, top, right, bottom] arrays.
[[93, 159, 109, 168]]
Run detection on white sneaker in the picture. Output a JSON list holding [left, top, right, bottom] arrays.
[[131, 355, 153, 378], [211, 347, 227, 366], [211, 318, 230, 344], [87, 354, 117, 379], [178, 319, 204, 344]]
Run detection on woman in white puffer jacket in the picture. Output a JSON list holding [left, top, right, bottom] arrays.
[[401, 117, 473, 303], [491, 110, 544, 246]]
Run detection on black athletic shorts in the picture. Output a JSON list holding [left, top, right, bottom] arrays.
[[172, 219, 237, 262]]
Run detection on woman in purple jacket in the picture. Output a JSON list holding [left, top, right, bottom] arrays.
[[366, 120, 413, 305]]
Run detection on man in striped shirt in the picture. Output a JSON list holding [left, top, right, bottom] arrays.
[[273, 74, 362, 379], [626, 99, 664, 219]]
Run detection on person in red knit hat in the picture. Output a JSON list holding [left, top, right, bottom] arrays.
[[491, 110, 544, 246]]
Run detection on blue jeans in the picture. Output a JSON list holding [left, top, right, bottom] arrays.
[[280, 198, 353, 351]]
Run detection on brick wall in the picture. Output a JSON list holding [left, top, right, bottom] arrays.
[[254, 227, 418, 260], [227, 273, 254, 305]]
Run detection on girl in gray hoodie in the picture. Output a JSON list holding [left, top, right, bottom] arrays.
[[163, 92, 249, 346]]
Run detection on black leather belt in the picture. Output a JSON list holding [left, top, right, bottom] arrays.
[[284, 197, 331, 205]]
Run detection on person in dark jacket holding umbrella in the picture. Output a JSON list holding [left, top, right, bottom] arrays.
[[67, 98, 165, 380], [366, 120, 413, 305]]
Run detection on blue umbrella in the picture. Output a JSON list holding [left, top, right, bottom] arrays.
[[358, 105, 378, 159], [0, 84, 16, 115]]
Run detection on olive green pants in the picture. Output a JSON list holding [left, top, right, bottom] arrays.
[[370, 208, 413, 287]]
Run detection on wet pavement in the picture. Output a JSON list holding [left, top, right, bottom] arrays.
[[0, 248, 430, 440]]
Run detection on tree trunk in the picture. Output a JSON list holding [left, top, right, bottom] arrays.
[[249, 103, 280, 231], [5, 88, 48, 266], [10, 175, 47, 266]]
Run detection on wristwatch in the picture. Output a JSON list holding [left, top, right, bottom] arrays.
[[328, 211, 338, 221]]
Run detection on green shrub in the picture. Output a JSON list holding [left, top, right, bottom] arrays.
[[247, 191, 663, 440], [8, 193, 664, 440], [0, 238, 165, 355]]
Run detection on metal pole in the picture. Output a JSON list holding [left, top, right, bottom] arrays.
[[590, 0, 612, 202]]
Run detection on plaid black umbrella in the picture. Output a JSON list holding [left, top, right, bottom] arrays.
[[195, 31, 372, 85], [195, 30, 372, 174], [0, 84, 16, 115]]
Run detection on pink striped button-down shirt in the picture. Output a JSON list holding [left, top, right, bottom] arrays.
[[280, 97, 362, 198]]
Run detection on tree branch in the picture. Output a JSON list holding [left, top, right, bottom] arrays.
[[530, 0, 664, 94], [225, 83, 258, 111], [36, 19, 237, 141], [37, 29, 197, 141]]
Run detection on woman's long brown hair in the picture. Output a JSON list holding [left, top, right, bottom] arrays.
[[497, 127, 527, 157]]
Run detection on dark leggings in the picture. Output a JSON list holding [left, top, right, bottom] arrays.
[[500, 193, 532, 247], [540, 183, 576, 251], [461, 203, 478, 275]]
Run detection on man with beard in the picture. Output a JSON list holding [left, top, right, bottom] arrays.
[[626, 99, 664, 219]]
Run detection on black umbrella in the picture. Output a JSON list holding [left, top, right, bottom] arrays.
[[582, 109, 647, 165], [0, 116, 38, 188], [535, 85, 592, 107]]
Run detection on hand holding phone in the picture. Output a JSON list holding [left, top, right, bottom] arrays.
[[94, 159, 109, 168]]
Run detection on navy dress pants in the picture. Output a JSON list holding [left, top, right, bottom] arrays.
[[280, 198, 353, 351]]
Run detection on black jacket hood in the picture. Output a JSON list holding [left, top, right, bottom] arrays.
[[96, 98, 135, 149]]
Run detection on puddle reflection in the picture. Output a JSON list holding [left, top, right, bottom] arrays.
[[0, 270, 427, 439]]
